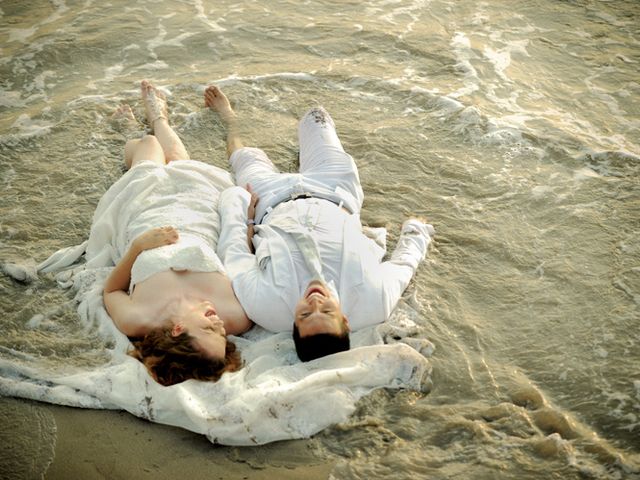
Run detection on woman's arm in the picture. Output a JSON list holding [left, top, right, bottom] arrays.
[[103, 226, 179, 293], [103, 226, 178, 336]]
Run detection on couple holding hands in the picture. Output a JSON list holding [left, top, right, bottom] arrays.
[[102, 80, 434, 386]]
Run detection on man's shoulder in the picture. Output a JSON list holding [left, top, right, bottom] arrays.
[[241, 293, 293, 333], [229, 269, 296, 333]]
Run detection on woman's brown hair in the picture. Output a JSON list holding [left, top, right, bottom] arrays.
[[129, 328, 241, 386]]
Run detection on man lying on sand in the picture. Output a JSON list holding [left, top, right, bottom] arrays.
[[207, 85, 435, 362]]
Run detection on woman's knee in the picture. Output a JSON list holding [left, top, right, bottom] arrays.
[[125, 135, 161, 154], [125, 134, 165, 169], [139, 134, 161, 148]]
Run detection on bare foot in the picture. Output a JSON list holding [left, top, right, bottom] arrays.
[[111, 104, 136, 123], [110, 104, 141, 134], [204, 85, 235, 124], [141, 80, 168, 132]]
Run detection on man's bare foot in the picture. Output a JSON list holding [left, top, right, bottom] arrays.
[[141, 80, 168, 132], [204, 85, 235, 124]]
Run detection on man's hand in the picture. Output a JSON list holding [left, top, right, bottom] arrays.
[[403, 218, 435, 238], [245, 185, 259, 253], [132, 226, 179, 253], [246, 184, 259, 224]]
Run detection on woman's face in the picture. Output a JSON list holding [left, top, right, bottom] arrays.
[[172, 301, 227, 360]]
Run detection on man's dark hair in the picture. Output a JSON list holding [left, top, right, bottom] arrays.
[[292, 324, 350, 362]]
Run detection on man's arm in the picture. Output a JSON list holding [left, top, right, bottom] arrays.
[[380, 219, 435, 316], [103, 226, 178, 336], [217, 186, 259, 278], [218, 187, 296, 332]]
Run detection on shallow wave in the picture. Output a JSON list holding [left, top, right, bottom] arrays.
[[1, 0, 639, 477]]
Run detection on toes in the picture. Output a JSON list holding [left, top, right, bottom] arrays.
[[112, 103, 133, 118], [141, 80, 159, 100], [204, 87, 217, 106], [205, 85, 219, 98], [122, 104, 135, 119]]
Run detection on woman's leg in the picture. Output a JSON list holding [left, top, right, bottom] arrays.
[[141, 80, 190, 163], [124, 135, 166, 169], [113, 104, 166, 169]]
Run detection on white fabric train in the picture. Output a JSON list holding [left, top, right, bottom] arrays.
[[0, 160, 433, 445]]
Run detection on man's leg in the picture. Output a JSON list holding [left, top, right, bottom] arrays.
[[298, 107, 346, 171], [141, 80, 190, 163], [206, 85, 289, 221], [298, 107, 364, 211], [204, 85, 243, 159]]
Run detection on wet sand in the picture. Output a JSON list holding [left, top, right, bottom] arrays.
[[0, 397, 334, 480]]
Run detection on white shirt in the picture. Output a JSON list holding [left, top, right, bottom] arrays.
[[267, 198, 346, 299], [217, 186, 435, 332]]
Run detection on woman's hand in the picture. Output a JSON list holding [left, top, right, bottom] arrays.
[[104, 226, 178, 297], [132, 226, 179, 252]]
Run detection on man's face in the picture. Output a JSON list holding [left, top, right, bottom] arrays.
[[294, 280, 348, 337]]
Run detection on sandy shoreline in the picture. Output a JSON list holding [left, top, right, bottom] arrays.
[[0, 397, 335, 480]]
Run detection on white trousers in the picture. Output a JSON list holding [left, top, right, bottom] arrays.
[[229, 107, 365, 223]]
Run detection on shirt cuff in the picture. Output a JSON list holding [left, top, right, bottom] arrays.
[[401, 219, 435, 238]]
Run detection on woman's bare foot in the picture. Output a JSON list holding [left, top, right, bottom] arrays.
[[111, 104, 136, 123], [204, 85, 235, 124], [110, 104, 141, 135], [141, 80, 168, 132]]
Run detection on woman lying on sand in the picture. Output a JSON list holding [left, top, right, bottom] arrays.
[[101, 80, 251, 386]]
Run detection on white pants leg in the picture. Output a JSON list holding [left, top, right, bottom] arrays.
[[298, 107, 364, 211], [228, 107, 365, 221]]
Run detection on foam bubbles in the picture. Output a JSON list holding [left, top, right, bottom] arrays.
[[8, 114, 52, 139], [8, 27, 38, 43], [450, 31, 480, 98], [194, 0, 226, 32], [480, 124, 523, 145], [483, 39, 530, 81], [0, 90, 25, 108]]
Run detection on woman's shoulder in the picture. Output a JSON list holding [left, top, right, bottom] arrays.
[[225, 306, 254, 336]]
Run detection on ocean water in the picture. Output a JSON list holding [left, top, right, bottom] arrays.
[[1, 0, 639, 478]]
